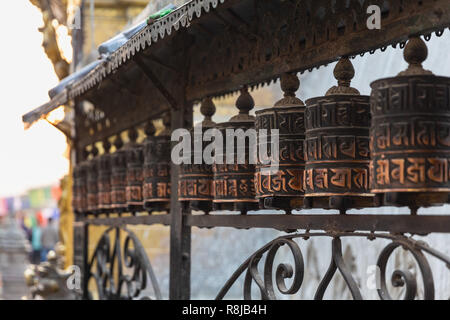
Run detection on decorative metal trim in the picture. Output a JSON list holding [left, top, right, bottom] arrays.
[[216, 232, 450, 300], [86, 227, 162, 300]]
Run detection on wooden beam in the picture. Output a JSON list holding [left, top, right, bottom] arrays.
[[134, 55, 179, 110], [186, 0, 450, 100], [145, 54, 180, 74]]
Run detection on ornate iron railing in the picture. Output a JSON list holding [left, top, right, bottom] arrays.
[[86, 227, 162, 300], [216, 232, 450, 300]]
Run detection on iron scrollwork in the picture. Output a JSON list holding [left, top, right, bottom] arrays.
[[86, 227, 162, 300], [216, 232, 450, 300]]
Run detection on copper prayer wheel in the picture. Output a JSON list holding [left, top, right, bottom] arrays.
[[72, 164, 81, 214], [179, 98, 216, 213], [213, 87, 258, 213], [370, 36, 450, 209], [125, 127, 144, 213], [72, 149, 89, 215], [143, 115, 171, 213], [86, 145, 100, 215], [110, 135, 128, 213], [97, 140, 112, 214], [255, 73, 305, 211], [304, 57, 373, 213]]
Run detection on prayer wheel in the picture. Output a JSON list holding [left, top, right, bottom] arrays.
[[72, 148, 89, 215], [213, 87, 258, 213], [72, 164, 81, 214], [370, 36, 450, 209], [97, 140, 112, 214], [143, 115, 171, 213], [125, 127, 144, 213], [86, 145, 100, 215], [178, 98, 216, 213], [110, 135, 128, 213], [254, 73, 305, 211], [304, 57, 373, 213]]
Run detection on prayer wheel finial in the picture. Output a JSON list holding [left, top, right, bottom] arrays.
[[114, 134, 124, 150], [398, 36, 433, 76], [90, 144, 99, 158], [128, 127, 138, 143], [200, 97, 216, 124], [236, 86, 254, 114], [82, 147, 89, 161], [326, 57, 360, 96], [144, 121, 156, 137], [160, 112, 171, 136], [102, 139, 111, 154], [275, 73, 304, 107], [163, 112, 171, 127], [281, 73, 299, 96]]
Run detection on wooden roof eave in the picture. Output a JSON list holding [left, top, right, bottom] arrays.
[[22, 89, 68, 129], [22, 0, 231, 128], [22, 0, 450, 138]]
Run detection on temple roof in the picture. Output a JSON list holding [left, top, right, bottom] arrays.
[[23, 0, 450, 131]]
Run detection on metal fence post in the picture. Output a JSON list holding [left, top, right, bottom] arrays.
[[169, 99, 193, 299]]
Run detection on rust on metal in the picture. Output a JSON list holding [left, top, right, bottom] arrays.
[[98, 139, 112, 213], [125, 127, 144, 213], [255, 73, 305, 211], [178, 97, 216, 213], [86, 145, 100, 215], [110, 135, 128, 213], [143, 114, 171, 213], [213, 87, 258, 214], [370, 37, 450, 208], [72, 148, 89, 215], [304, 57, 373, 212]]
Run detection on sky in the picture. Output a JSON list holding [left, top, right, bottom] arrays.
[[0, 1, 69, 197]]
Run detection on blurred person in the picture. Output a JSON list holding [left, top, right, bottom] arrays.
[[40, 217, 59, 261], [30, 220, 42, 264], [20, 216, 32, 243]]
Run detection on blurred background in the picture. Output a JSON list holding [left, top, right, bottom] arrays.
[[0, 0, 450, 300]]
